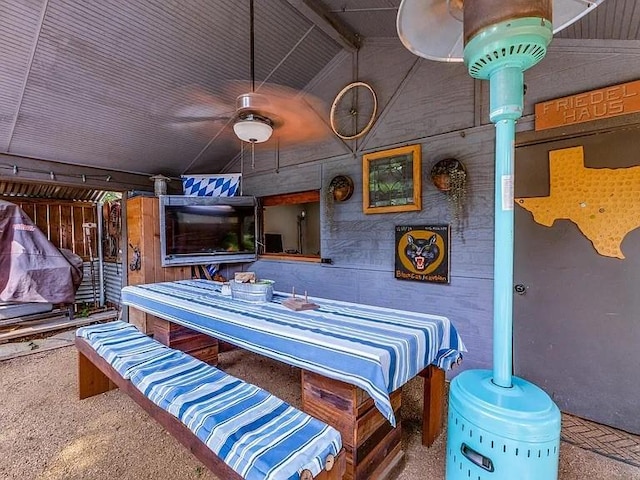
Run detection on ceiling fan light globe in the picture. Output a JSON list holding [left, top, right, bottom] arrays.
[[233, 117, 273, 143]]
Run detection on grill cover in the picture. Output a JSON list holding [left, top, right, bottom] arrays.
[[0, 200, 83, 304]]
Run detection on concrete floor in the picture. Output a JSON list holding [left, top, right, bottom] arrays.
[[0, 342, 639, 479]]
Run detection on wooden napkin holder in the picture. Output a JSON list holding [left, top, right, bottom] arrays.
[[282, 288, 319, 311], [282, 297, 319, 311]]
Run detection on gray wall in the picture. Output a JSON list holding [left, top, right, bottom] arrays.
[[231, 38, 640, 372]]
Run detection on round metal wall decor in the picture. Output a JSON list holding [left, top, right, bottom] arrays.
[[330, 82, 378, 140], [328, 175, 354, 202], [430, 158, 466, 192]]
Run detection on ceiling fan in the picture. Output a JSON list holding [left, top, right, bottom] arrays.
[[396, 1, 605, 479], [161, 0, 328, 152]]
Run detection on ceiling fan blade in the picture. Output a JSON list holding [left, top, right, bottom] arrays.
[[154, 85, 236, 138], [264, 92, 329, 144], [168, 114, 233, 124]]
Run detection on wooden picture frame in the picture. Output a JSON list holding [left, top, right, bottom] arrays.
[[362, 145, 421, 214]]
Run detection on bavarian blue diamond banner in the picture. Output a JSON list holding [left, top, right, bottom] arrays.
[[181, 174, 241, 197]]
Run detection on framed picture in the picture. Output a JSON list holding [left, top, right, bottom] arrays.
[[395, 225, 450, 284], [362, 144, 421, 214]]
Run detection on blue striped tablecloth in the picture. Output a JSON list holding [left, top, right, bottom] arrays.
[[121, 279, 466, 427]]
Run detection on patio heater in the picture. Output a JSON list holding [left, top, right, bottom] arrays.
[[397, 0, 603, 478]]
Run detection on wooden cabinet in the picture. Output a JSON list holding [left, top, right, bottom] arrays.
[[126, 196, 190, 333], [126, 196, 219, 364]]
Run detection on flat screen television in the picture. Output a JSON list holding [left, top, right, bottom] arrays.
[[159, 195, 257, 266]]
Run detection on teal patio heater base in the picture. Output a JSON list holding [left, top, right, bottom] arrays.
[[446, 370, 560, 479]]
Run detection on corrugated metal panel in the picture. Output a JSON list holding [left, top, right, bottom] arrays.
[[73, 261, 122, 306], [7, 0, 342, 177], [0, 0, 46, 152], [0, 180, 109, 201], [75, 261, 100, 305], [104, 261, 123, 307]]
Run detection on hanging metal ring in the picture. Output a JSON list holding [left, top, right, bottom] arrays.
[[330, 81, 378, 140]]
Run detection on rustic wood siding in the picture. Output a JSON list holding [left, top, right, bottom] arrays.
[[7, 198, 98, 260]]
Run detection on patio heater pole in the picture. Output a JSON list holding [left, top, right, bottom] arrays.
[[490, 66, 521, 388]]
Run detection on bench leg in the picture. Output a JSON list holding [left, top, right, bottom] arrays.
[[78, 349, 117, 399], [419, 365, 445, 446]]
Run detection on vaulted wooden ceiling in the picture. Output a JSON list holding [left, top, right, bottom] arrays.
[[0, 0, 637, 192]]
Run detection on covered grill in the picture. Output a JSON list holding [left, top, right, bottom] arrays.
[[0, 200, 83, 304]]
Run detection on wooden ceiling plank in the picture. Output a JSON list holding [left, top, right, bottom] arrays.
[[285, 0, 360, 52], [6, 0, 50, 152]]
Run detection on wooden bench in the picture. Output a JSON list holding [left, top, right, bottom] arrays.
[[76, 321, 346, 480]]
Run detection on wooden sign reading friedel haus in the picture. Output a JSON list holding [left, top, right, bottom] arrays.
[[535, 79, 640, 131]]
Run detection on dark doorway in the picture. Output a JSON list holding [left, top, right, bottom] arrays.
[[514, 125, 640, 434]]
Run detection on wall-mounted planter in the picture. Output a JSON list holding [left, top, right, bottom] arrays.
[[430, 158, 467, 234], [430, 158, 466, 193], [328, 175, 354, 202]]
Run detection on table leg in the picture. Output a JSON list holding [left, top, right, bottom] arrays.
[[419, 365, 445, 446], [301, 370, 404, 480], [153, 318, 219, 365]]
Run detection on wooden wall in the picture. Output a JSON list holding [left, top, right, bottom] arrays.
[[231, 39, 640, 372], [126, 196, 191, 332], [8, 198, 98, 261]]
